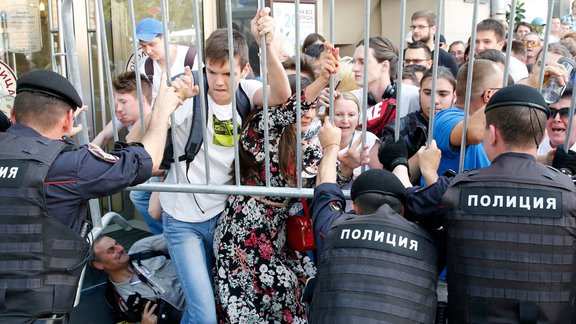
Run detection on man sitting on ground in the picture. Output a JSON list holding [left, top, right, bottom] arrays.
[[91, 235, 185, 324]]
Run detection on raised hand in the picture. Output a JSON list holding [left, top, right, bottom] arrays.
[[251, 7, 275, 46], [171, 66, 199, 100]]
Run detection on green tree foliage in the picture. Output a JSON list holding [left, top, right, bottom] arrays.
[[133, 0, 196, 32], [506, 1, 526, 27]]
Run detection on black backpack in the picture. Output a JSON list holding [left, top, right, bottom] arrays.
[[160, 69, 252, 172]]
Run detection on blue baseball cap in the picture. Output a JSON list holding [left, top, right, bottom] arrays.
[[532, 17, 546, 26], [136, 18, 164, 42]]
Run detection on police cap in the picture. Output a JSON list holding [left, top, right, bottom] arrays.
[[351, 169, 407, 204], [16, 70, 82, 110], [485, 84, 549, 117]]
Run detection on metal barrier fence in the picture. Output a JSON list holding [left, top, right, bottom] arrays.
[[53, 0, 574, 236]]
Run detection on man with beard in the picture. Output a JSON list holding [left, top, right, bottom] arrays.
[[410, 10, 459, 77]]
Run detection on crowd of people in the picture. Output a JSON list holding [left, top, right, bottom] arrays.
[[3, 3, 576, 324]]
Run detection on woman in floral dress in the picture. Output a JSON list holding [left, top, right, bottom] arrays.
[[213, 43, 340, 323]]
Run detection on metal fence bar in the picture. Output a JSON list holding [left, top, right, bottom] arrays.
[[502, 0, 517, 87], [395, 0, 406, 141], [158, 0, 185, 184], [128, 0, 146, 140], [131, 182, 318, 198], [226, 0, 242, 187], [258, 0, 272, 187], [328, 0, 335, 122], [295, 0, 303, 190], [94, 0, 107, 148], [84, 0, 98, 139], [96, 0, 113, 212], [57, 1, 66, 76], [46, 0, 57, 71], [360, 0, 371, 173], [538, 0, 556, 92], [427, 0, 444, 145], [95, 0, 118, 144], [61, 0, 103, 229], [458, 0, 480, 173], [193, 0, 210, 185]]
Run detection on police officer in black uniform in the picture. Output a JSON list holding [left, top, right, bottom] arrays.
[[0, 69, 193, 323], [309, 118, 438, 323], [386, 84, 576, 323]]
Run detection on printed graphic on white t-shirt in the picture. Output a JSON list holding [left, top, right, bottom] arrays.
[[212, 115, 240, 147]]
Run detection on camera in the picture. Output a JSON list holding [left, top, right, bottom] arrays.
[[124, 293, 183, 324]]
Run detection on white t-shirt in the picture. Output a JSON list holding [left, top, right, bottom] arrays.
[[507, 56, 529, 83], [138, 45, 201, 123], [139, 45, 200, 96], [160, 79, 262, 222], [537, 135, 576, 156]]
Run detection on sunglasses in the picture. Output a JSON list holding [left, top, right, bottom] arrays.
[[404, 58, 428, 65], [524, 40, 540, 47], [549, 107, 574, 119]]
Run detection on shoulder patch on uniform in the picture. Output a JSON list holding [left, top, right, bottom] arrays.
[[87, 143, 120, 163], [329, 200, 342, 211]]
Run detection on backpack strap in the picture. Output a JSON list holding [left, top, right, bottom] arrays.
[[161, 70, 253, 176], [144, 58, 154, 83], [129, 250, 170, 268], [236, 83, 251, 119], [183, 46, 197, 70], [145, 46, 197, 83], [181, 70, 207, 165], [181, 72, 251, 165]]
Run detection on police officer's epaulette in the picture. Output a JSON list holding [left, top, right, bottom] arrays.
[[87, 143, 120, 163]]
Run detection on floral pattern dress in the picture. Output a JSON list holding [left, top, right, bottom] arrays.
[[213, 92, 319, 323]]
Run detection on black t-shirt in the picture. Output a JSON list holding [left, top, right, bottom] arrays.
[[434, 48, 459, 78]]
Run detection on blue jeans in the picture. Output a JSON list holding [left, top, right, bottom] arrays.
[[162, 212, 218, 324], [129, 178, 163, 235]]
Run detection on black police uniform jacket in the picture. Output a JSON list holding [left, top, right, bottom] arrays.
[[0, 131, 90, 323], [442, 152, 576, 323], [311, 203, 438, 324]]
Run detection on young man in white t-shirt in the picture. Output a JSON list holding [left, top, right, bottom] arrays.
[[152, 8, 290, 323]]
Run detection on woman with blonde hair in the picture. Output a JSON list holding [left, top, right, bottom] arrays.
[[335, 56, 359, 91]]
